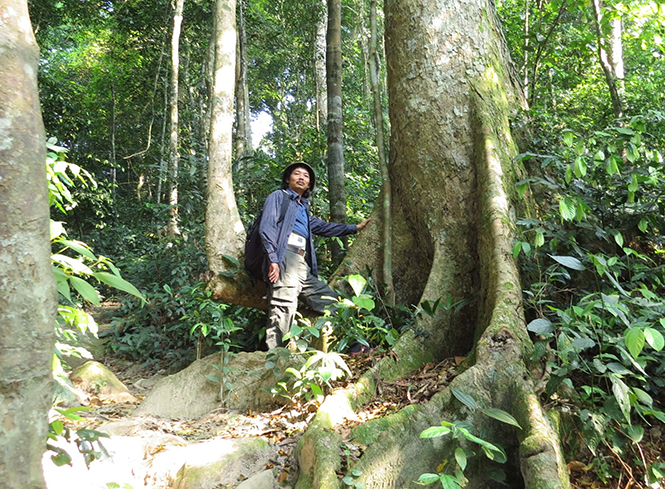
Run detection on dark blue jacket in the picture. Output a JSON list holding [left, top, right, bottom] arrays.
[[259, 188, 357, 277]]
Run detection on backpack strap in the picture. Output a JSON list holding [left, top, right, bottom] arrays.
[[277, 189, 290, 224]]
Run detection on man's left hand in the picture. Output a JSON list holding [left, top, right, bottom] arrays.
[[357, 218, 371, 232]]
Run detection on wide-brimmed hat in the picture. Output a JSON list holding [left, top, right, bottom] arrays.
[[282, 162, 316, 192]]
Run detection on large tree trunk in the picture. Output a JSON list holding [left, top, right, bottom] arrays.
[[167, 0, 185, 235], [326, 0, 348, 263], [205, 0, 266, 308], [0, 2, 56, 487], [295, 0, 570, 486]]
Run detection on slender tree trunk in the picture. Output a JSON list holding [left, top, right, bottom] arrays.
[[234, 0, 252, 172], [167, 0, 185, 235], [326, 0, 348, 263], [110, 83, 117, 194], [206, 0, 253, 305], [0, 2, 56, 487], [522, 0, 530, 101], [368, 0, 394, 305], [591, 0, 624, 118], [157, 75, 169, 204], [315, 0, 328, 133]]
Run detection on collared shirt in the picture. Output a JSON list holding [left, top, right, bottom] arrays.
[[292, 201, 310, 239]]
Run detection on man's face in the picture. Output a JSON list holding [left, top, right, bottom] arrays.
[[287, 166, 311, 196]]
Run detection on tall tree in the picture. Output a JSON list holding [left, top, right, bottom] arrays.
[[592, 0, 625, 118], [0, 1, 56, 487], [205, 0, 259, 307], [234, 0, 252, 170], [297, 0, 570, 484], [314, 0, 328, 132], [368, 0, 394, 305], [167, 0, 185, 235], [326, 0, 348, 263]]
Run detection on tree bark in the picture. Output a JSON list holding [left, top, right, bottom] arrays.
[[315, 0, 328, 133], [591, 0, 624, 118], [167, 0, 185, 235], [368, 0, 394, 305], [0, 2, 56, 487], [205, 0, 265, 307], [296, 0, 569, 486], [234, 0, 252, 172], [326, 0, 348, 263]]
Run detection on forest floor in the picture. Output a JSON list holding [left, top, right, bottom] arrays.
[[48, 306, 662, 488]]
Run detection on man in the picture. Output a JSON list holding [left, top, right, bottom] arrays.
[[259, 162, 370, 349]]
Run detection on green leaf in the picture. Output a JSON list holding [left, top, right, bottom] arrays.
[[626, 424, 644, 443], [439, 474, 462, 489], [93, 272, 145, 302], [573, 157, 587, 177], [638, 218, 648, 233], [559, 198, 576, 222], [420, 426, 452, 438], [221, 254, 241, 267], [512, 241, 522, 259], [631, 387, 653, 408], [347, 274, 367, 297], [610, 375, 631, 423], [352, 296, 375, 311], [343, 476, 355, 485], [644, 327, 664, 351], [482, 408, 522, 430], [454, 447, 467, 471], [60, 239, 97, 260], [527, 318, 553, 335], [451, 388, 478, 410], [69, 276, 100, 305], [563, 131, 574, 147], [625, 328, 645, 358], [613, 232, 624, 247], [52, 254, 93, 274], [606, 157, 619, 175], [549, 255, 585, 271], [351, 469, 363, 477], [416, 473, 440, 485], [535, 231, 545, 248]]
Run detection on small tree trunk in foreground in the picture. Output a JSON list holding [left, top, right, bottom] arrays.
[[0, 2, 56, 487]]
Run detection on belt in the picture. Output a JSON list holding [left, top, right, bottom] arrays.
[[287, 244, 306, 257]]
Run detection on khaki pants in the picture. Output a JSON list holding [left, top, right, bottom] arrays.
[[266, 248, 337, 349]]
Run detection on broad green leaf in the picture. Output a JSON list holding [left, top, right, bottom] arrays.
[[527, 318, 553, 335], [571, 337, 595, 350], [52, 267, 71, 300], [419, 426, 451, 438], [221, 254, 241, 267], [559, 198, 576, 222], [482, 408, 522, 429], [342, 476, 355, 485], [416, 473, 440, 485], [69, 276, 100, 305], [439, 474, 463, 489], [573, 157, 587, 177], [628, 175, 639, 193], [52, 254, 93, 274], [563, 131, 574, 146], [454, 447, 467, 471], [347, 274, 367, 297], [624, 328, 645, 358], [631, 387, 653, 408], [638, 218, 648, 233], [626, 424, 644, 443], [512, 242, 522, 259], [610, 375, 631, 423], [535, 231, 545, 248], [352, 296, 375, 311], [351, 469, 363, 477], [521, 241, 531, 256], [60, 239, 97, 260], [549, 255, 585, 271], [644, 327, 664, 351], [93, 272, 145, 302], [613, 232, 624, 247], [606, 157, 619, 175], [451, 388, 478, 410]]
